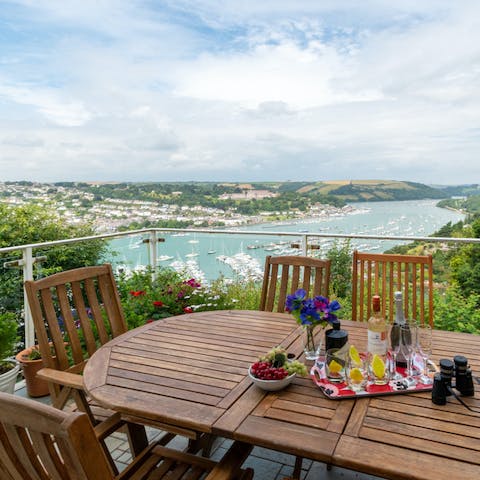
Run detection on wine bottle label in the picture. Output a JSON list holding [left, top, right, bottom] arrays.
[[368, 330, 387, 355]]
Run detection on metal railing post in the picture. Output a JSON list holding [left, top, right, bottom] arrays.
[[22, 247, 35, 348], [148, 230, 157, 279], [301, 234, 308, 256]]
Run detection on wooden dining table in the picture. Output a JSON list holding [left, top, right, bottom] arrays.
[[83, 310, 480, 480]]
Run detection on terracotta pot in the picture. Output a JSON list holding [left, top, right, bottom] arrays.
[[15, 347, 50, 398]]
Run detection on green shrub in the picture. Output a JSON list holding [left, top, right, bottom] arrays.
[[433, 286, 480, 334], [0, 311, 18, 360], [326, 240, 352, 298], [224, 280, 262, 310], [116, 267, 235, 329]]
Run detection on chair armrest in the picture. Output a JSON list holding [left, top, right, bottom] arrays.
[[36, 368, 84, 389], [204, 441, 253, 480]]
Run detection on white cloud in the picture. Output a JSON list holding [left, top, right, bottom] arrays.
[[0, 81, 92, 126], [0, 1, 479, 183]]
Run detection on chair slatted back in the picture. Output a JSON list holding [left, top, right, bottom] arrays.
[[0, 392, 255, 480], [260, 255, 331, 313], [0, 391, 113, 480], [351, 250, 434, 326], [24, 264, 127, 391]]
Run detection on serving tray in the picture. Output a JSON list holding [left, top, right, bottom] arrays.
[[310, 355, 438, 399]]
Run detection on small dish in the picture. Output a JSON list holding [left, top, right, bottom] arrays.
[[248, 366, 296, 391]]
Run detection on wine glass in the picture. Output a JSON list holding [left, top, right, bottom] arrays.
[[417, 324, 433, 384], [388, 322, 403, 380], [399, 323, 416, 378]]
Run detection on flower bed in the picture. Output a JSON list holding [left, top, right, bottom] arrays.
[[116, 267, 235, 328]]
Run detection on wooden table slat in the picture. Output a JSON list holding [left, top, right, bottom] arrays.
[[263, 407, 330, 430], [108, 366, 229, 397], [144, 328, 287, 351], [106, 375, 221, 406], [110, 351, 245, 383], [362, 417, 480, 453], [111, 346, 250, 374], [109, 358, 238, 390], [235, 416, 339, 463], [366, 404, 480, 433], [123, 337, 259, 364], [335, 436, 480, 480], [264, 398, 335, 421], [212, 383, 266, 435]]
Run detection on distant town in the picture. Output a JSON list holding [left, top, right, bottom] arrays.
[[0, 181, 355, 233]]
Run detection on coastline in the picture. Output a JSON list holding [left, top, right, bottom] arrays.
[[110, 199, 465, 281]]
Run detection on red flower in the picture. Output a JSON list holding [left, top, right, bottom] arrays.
[[146, 319, 155, 323], [153, 301, 164, 307], [183, 306, 193, 313], [130, 290, 146, 297]]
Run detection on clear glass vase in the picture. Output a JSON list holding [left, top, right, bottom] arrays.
[[302, 324, 324, 361]]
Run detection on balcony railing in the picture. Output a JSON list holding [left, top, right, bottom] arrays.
[[2, 227, 480, 348]]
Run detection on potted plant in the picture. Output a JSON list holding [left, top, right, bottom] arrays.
[[15, 344, 50, 397], [0, 311, 20, 394]]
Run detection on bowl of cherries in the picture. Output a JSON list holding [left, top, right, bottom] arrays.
[[249, 346, 308, 392]]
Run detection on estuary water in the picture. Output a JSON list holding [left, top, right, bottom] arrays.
[[108, 199, 464, 283]]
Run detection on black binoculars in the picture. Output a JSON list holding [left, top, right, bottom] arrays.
[[431, 356, 475, 405]]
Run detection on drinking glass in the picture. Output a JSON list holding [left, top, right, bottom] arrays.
[[325, 348, 346, 383], [399, 323, 416, 377], [345, 352, 368, 392], [409, 321, 421, 376], [417, 324, 433, 384], [368, 351, 390, 385], [388, 322, 403, 380]]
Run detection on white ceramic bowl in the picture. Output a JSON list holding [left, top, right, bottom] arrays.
[[248, 366, 296, 391]]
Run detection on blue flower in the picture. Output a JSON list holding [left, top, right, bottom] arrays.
[[285, 289, 341, 327]]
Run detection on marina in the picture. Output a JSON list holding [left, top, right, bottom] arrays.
[[109, 199, 465, 283]]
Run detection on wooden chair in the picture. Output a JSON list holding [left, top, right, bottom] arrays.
[[351, 250, 434, 326], [260, 255, 331, 312], [0, 391, 254, 480], [23, 264, 204, 468]]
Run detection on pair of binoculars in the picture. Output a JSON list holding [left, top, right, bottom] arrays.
[[431, 356, 475, 405]]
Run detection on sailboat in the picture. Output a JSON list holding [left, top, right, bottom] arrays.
[[207, 239, 216, 255]]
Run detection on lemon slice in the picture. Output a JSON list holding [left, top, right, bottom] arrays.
[[349, 345, 361, 366], [328, 359, 343, 374], [372, 354, 386, 379], [349, 367, 364, 382]]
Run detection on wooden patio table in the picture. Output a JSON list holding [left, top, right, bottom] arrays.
[[83, 310, 353, 465], [84, 311, 480, 479]]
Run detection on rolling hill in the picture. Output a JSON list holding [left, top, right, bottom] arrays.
[[293, 180, 447, 202]]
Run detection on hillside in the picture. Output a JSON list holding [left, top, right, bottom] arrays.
[[431, 184, 480, 197], [297, 180, 447, 202], [438, 195, 480, 215]]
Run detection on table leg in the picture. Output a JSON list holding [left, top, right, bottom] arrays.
[[126, 423, 149, 455]]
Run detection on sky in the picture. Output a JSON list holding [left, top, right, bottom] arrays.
[[0, 1, 479, 184]]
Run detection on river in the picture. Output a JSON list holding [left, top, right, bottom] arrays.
[[108, 199, 464, 283]]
